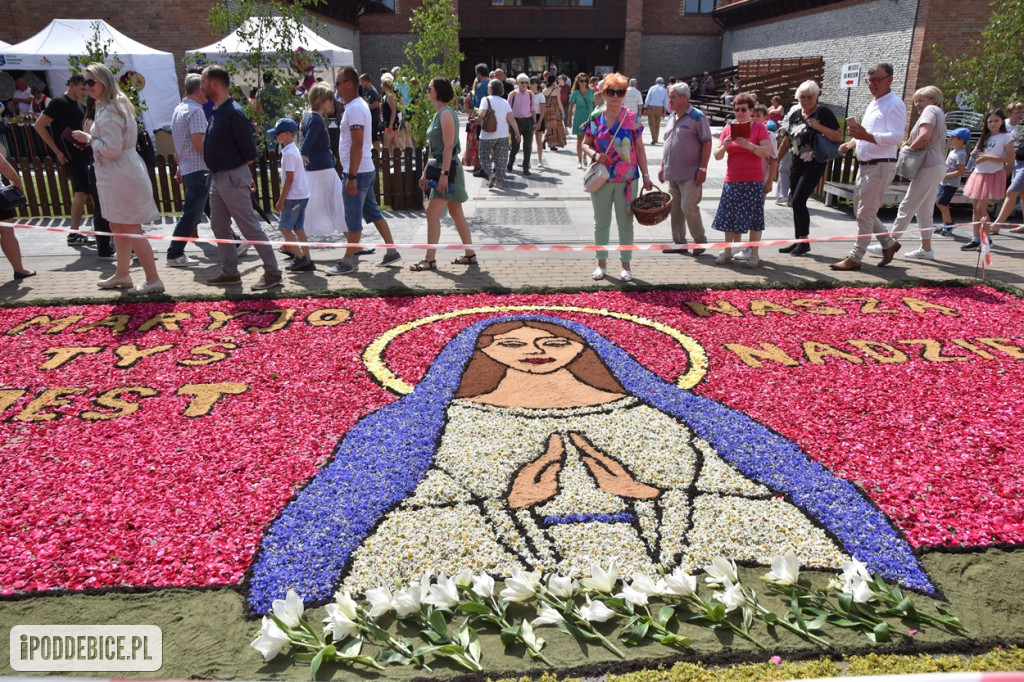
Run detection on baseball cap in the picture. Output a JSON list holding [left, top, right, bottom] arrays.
[[274, 118, 298, 134], [655, 77, 664, 84], [948, 127, 972, 143]]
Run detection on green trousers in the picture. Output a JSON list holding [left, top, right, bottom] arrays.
[[590, 179, 636, 262]]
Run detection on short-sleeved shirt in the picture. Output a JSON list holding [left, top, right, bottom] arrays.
[[942, 148, 967, 187], [532, 91, 545, 117], [587, 108, 644, 184], [280, 142, 310, 200], [509, 89, 534, 118], [204, 97, 258, 173], [720, 120, 770, 183], [41, 95, 88, 162], [973, 132, 1013, 174], [339, 96, 375, 175], [644, 84, 667, 109], [786, 106, 841, 164], [908, 105, 947, 168], [12, 87, 33, 114], [478, 95, 513, 140], [662, 106, 712, 181], [301, 112, 335, 171], [473, 80, 489, 108], [361, 84, 381, 129], [170, 97, 208, 176]]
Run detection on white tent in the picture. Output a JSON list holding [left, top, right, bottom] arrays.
[[193, 19, 354, 69], [0, 19, 179, 132], [0, 40, 10, 49]]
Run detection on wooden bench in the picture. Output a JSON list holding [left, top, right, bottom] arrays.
[[819, 152, 971, 210]]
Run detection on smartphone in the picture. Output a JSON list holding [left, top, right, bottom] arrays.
[[845, 116, 858, 127]]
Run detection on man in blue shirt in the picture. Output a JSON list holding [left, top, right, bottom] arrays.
[[200, 65, 282, 290], [644, 77, 668, 145]]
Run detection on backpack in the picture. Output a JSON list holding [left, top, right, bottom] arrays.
[[481, 97, 498, 133], [135, 122, 157, 167]]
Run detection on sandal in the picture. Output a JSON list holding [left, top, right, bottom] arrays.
[[451, 254, 478, 265], [409, 260, 437, 271]]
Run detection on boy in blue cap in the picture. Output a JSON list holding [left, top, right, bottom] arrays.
[[935, 127, 971, 236], [274, 117, 314, 271]]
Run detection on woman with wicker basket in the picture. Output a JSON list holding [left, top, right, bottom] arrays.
[[580, 72, 653, 282]]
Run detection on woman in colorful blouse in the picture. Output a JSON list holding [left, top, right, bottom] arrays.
[[580, 72, 653, 282], [710, 92, 772, 268]]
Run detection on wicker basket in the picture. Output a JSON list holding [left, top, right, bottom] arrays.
[[631, 185, 673, 226]]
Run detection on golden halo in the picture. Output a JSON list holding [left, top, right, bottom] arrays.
[[362, 305, 708, 395]]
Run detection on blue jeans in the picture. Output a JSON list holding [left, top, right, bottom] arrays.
[[167, 170, 211, 259], [342, 171, 384, 232]]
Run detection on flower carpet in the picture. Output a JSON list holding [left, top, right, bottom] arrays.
[[1, 284, 1023, 678]]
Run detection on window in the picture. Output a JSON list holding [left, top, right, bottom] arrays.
[[684, 0, 713, 12], [492, 0, 592, 6]]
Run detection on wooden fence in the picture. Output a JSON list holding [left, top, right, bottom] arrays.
[[5, 148, 425, 220]]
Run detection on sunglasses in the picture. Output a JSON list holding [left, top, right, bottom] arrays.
[[733, 106, 749, 112], [603, 89, 626, 97], [83, 79, 98, 87]]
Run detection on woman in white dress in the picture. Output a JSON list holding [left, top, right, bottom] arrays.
[[72, 63, 163, 295], [300, 83, 346, 239]]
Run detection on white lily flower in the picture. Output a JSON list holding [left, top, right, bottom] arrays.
[[630, 573, 667, 596], [331, 590, 359, 621], [580, 596, 616, 623], [500, 569, 541, 602], [844, 573, 874, 604], [454, 568, 475, 588], [840, 558, 871, 583], [764, 551, 801, 586], [394, 577, 426, 617], [580, 558, 620, 594], [364, 586, 395, 620], [424, 574, 460, 609], [472, 573, 495, 599], [270, 589, 304, 629], [665, 568, 697, 597], [251, 616, 290, 662], [616, 583, 649, 606], [520, 619, 545, 652], [713, 578, 745, 613], [704, 556, 739, 585], [323, 602, 358, 642], [532, 602, 565, 626], [546, 574, 578, 599]]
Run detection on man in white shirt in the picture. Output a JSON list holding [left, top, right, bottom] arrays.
[[326, 67, 400, 275], [644, 77, 668, 145], [10, 78, 33, 115], [831, 63, 907, 271], [624, 79, 644, 119]]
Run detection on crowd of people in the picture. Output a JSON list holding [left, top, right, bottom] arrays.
[[2, 60, 1023, 287]]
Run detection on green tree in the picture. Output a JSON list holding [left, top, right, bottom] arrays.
[[69, 21, 146, 114], [186, 0, 328, 148], [399, 0, 465, 147], [933, 0, 1024, 111]]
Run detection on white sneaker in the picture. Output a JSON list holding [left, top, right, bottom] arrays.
[[733, 247, 752, 261], [126, 279, 165, 295], [774, 196, 789, 206], [866, 244, 884, 256], [167, 255, 200, 267], [904, 247, 935, 260]]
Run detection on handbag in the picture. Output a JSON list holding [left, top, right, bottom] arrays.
[[425, 156, 459, 183], [810, 109, 842, 163], [582, 110, 625, 194], [480, 97, 497, 133], [0, 185, 27, 212], [895, 145, 926, 180]]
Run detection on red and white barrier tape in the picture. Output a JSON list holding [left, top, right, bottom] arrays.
[[0, 220, 1016, 253]]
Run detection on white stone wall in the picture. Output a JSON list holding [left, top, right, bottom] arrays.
[[721, 0, 919, 119], [640, 35, 723, 89]]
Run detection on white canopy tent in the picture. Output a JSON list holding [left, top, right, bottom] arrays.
[[192, 19, 354, 72], [0, 19, 179, 131]]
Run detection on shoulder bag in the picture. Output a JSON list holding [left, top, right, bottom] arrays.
[[425, 109, 460, 183], [0, 184, 27, 212], [895, 144, 926, 180], [811, 109, 842, 163], [583, 110, 625, 194], [480, 97, 498, 133]]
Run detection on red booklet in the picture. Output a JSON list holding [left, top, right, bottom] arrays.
[[730, 121, 751, 139]]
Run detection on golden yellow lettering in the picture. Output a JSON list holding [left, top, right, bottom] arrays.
[[81, 386, 159, 421], [803, 341, 864, 365], [178, 343, 239, 366], [207, 310, 257, 331], [246, 308, 296, 334], [5, 314, 85, 336], [114, 344, 177, 368], [138, 312, 193, 332], [749, 300, 798, 317], [39, 347, 103, 370], [0, 389, 27, 413], [897, 339, 971, 362], [790, 299, 847, 315], [950, 339, 997, 360], [723, 343, 800, 368], [847, 340, 909, 364], [901, 296, 961, 317], [974, 337, 1024, 360], [305, 308, 352, 327], [176, 382, 248, 417], [72, 315, 132, 334], [838, 296, 900, 315], [13, 387, 88, 422], [684, 300, 744, 318]]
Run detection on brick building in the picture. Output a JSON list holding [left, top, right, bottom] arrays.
[[0, 0, 999, 116]]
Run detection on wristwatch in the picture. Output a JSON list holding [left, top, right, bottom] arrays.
[[346, 173, 357, 181], [441, 170, 449, 176]]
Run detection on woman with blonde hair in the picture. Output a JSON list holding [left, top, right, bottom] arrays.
[[298, 83, 346, 256], [380, 73, 403, 154], [72, 62, 163, 295]]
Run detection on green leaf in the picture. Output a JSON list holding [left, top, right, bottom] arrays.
[[500, 624, 520, 647], [872, 620, 891, 643], [654, 633, 692, 648], [429, 608, 449, 637], [658, 605, 676, 627], [376, 649, 411, 666], [456, 602, 491, 615], [837, 592, 854, 612], [309, 648, 326, 681], [762, 611, 779, 625], [805, 613, 829, 630]]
